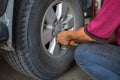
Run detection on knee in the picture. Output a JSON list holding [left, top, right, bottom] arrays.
[[74, 46, 81, 61], [74, 44, 87, 64], [74, 43, 93, 64], [74, 43, 89, 57]]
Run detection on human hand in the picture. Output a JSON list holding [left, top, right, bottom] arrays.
[[56, 31, 70, 46]]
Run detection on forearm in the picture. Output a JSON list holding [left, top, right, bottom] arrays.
[[57, 26, 115, 45], [67, 27, 96, 43]]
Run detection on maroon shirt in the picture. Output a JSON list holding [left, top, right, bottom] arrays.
[[84, 0, 120, 45]]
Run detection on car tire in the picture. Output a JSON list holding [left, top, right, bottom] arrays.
[[3, 0, 84, 80]]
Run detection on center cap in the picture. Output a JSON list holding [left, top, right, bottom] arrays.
[[53, 23, 63, 36]]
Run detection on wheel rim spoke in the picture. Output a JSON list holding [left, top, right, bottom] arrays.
[[53, 43, 60, 55], [43, 29, 53, 45], [48, 38, 56, 54], [63, 16, 74, 30], [56, 3, 68, 21], [45, 7, 57, 25], [61, 3, 68, 19]]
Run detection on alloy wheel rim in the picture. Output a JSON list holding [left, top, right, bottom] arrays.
[[41, 1, 75, 57]]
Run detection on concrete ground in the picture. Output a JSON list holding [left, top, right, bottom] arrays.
[[0, 54, 92, 80]]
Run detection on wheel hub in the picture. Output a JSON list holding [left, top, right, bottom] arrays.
[[53, 22, 63, 36], [41, 1, 75, 57]]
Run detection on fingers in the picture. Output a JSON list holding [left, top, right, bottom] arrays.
[[57, 39, 69, 46], [57, 36, 69, 46], [56, 31, 69, 46]]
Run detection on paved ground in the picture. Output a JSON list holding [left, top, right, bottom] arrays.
[[0, 54, 92, 80]]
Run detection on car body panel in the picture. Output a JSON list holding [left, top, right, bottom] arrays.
[[0, 0, 14, 50]]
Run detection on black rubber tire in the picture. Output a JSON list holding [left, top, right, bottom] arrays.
[[3, 0, 84, 80]]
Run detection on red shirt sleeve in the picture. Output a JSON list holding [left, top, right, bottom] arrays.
[[84, 0, 120, 42]]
